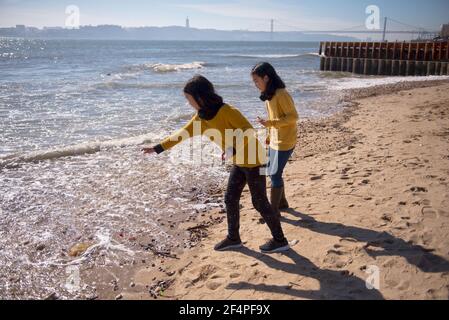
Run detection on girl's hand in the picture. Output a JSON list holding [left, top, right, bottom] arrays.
[[257, 117, 268, 127], [222, 147, 234, 161], [142, 147, 156, 155]]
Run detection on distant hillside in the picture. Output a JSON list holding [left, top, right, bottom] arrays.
[[0, 25, 358, 42]]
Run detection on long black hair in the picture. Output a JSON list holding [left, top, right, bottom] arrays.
[[183, 75, 224, 120], [251, 62, 286, 101]]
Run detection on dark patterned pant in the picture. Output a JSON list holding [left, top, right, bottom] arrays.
[[224, 165, 287, 242]]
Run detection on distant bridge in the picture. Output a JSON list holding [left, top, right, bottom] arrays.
[[267, 17, 441, 41]]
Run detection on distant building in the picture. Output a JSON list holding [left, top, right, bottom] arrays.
[[186, 17, 190, 28], [43, 27, 63, 30], [15, 25, 26, 31], [441, 24, 449, 38]]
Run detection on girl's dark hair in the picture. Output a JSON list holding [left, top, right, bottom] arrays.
[[184, 75, 224, 120], [251, 62, 286, 101]]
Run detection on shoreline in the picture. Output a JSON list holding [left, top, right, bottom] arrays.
[[113, 79, 449, 300]]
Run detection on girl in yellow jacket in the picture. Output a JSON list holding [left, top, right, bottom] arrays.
[[142, 75, 289, 254], [251, 62, 299, 217]]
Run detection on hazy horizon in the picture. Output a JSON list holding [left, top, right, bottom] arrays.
[[1, 0, 447, 31]]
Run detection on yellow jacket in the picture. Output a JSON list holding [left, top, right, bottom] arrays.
[[156, 104, 266, 168], [265, 89, 299, 151]]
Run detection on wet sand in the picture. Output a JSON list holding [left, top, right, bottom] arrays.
[[116, 80, 449, 300]]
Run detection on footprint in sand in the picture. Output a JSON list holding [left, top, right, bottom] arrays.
[[190, 264, 218, 285], [206, 280, 223, 290], [422, 206, 438, 220], [438, 209, 449, 218], [421, 230, 434, 246], [323, 249, 352, 269], [383, 258, 398, 269], [396, 280, 410, 291], [323, 239, 358, 269], [385, 278, 400, 288], [409, 186, 428, 194]]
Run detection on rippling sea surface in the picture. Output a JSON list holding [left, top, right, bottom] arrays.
[[1, 38, 448, 299]]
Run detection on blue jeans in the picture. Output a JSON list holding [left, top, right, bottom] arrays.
[[268, 147, 294, 188]]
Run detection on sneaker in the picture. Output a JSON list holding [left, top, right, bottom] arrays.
[[259, 239, 290, 254], [214, 237, 243, 251]]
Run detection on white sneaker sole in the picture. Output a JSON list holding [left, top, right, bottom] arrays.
[[215, 243, 243, 251], [261, 244, 290, 254]]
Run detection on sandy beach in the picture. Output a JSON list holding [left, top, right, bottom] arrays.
[[109, 80, 449, 300]]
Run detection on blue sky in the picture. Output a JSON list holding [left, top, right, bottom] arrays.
[[0, 0, 448, 32]]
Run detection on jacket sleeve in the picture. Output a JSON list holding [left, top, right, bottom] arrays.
[[265, 91, 299, 129], [154, 115, 203, 153]]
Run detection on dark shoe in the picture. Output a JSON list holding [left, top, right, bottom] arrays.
[[259, 238, 290, 254], [279, 187, 289, 210], [270, 187, 283, 218], [214, 237, 243, 251]]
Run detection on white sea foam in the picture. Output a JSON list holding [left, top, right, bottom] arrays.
[[102, 61, 207, 81], [144, 61, 206, 73], [0, 132, 161, 168], [225, 53, 320, 59], [328, 75, 449, 91]]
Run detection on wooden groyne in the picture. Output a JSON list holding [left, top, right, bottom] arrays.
[[319, 41, 449, 76]]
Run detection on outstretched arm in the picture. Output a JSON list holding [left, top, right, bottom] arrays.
[[143, 115, 203, 155]]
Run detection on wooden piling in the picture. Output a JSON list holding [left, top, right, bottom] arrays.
[[427, 62, 434, 76], [416, 61, 424, 76], [392, 42, 397, 60], [378, 59, 386, 75], [319, 41, 449, 76], [352, 58, 361, 74], [347, 58, 353, 72], [399, 42, 404, 60], [330, 57, 338, 71], [446, 41, 449, 60], [399, 60, 407, 76], [392, 60, 400, 76], [435, 62, 441, 75], [363, 59, 371, 75], [406, 61, 415, 76], [385, 59, 392, 75], [424, 43, 429, 61], [430, 43, 435, 61], [325, 57, 331, 71], [341, 58, 347, 72], [407, 43, 413, 61], [336, 57, 343, 71], [371, 59, 379, 75], [415, 43, 420, 61], [440, 62, 448, 76]]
